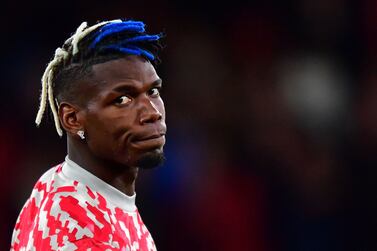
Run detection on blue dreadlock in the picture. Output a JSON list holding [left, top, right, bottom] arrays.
[[89, 21, 145, 47], [87, 20, 162, 61], [102, 45, 156, 61]]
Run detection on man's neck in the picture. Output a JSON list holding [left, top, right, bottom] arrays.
[[67, 138, 138, 196]]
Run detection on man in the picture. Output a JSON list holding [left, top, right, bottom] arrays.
[[11, 19, 166, 251]]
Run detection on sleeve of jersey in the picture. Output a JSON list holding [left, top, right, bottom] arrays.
[[12, 187, 121, 250]]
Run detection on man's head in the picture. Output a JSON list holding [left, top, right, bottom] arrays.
[[36, 19, 166, 169]]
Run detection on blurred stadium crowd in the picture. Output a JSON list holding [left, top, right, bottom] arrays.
[[1, 0, 377, 250]]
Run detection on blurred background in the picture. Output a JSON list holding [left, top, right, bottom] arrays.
[[1, 0, 377, 250]]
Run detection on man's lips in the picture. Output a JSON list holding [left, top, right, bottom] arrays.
[[136, 133, 165, 141], [132, 132, 166, 142], [130, 132, 166, 149]]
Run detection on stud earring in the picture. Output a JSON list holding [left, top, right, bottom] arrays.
[[77, 130, 85, 140]]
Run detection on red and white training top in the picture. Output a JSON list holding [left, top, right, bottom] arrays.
[[11, 157, 157, 251]]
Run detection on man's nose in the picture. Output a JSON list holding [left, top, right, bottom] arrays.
[[139, 98, 162, 125]]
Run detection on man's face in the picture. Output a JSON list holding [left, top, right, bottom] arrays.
[[81, 56, 166, 169]]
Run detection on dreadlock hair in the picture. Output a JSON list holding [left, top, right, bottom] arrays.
[[35, 19, 164, 136]]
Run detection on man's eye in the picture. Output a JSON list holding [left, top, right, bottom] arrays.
[[149, 87, 160, 97], [115, 95, 132, 105]]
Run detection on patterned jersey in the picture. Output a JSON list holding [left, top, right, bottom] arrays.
[[11, 157, 157, 251]]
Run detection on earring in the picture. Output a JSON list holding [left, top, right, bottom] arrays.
[[77, 130, 85, 140]]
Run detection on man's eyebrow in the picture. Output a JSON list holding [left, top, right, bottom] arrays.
[[112, 79, 162, 93], [151, 78, 162, 87], [112, 85, 137, 94]]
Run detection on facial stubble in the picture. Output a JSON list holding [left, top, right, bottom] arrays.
[[136, 149, 165, 169]]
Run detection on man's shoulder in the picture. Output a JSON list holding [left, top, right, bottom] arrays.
[[11, 163, 115, 250], [12, 161, 157, 251], [28, 163, 113, 227], [16, 163, 63, 216]]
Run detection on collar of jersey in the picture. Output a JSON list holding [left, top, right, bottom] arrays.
[[62, 155, 137, 212]]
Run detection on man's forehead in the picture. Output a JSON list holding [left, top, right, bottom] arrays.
[[86, 56, 160, 93], [91, 56, 157, 81]]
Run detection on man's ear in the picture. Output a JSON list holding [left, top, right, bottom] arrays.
[[58, 102, 85, 135]]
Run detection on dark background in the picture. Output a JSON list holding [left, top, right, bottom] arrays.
[[1, 0, 377, 250]]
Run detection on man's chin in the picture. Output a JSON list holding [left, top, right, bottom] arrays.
[[136, 149, 165, 169]]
